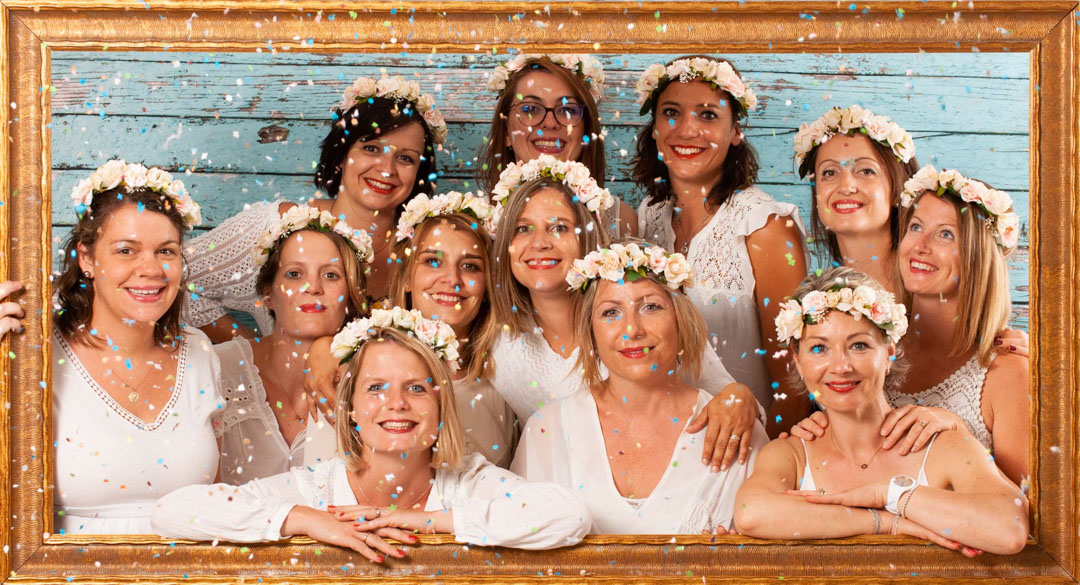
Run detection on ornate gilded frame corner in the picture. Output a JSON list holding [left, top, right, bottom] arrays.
[[0, 1, 1076, 583]]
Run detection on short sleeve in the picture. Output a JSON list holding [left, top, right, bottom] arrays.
[[732, 188, 805, 241]]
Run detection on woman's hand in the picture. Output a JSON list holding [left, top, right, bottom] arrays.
[[329, 504, 453, 536], [686, 383, 757, 472], [994, 328, 1029, 358], [280, 505, 410, 563], [0, 281, 25, 340], [896, 515, 983, 558], [786, 480, 888, 509], [304, 336, 341, 419], [880, 405, 964, 455], [785, 411, 829, 441]]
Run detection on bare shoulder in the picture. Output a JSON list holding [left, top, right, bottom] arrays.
[[277, 200, 299, 215], [987, 351, 1029, 384], [983, 351, 1030, 405]]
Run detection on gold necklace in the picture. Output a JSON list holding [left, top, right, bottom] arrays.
[[356, 479, 432, 510], [673, 207, 714, 255], [830, 433, 883, 470], [111, 359, 156, 404]]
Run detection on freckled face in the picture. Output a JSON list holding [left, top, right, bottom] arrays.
[[793, 311, 894, 412], [265, 231, 351, 339], [591, 278, 681, 384], [406, 221, 487, 335], [652, 80, 742, 193], [898, 194, 962, 298], [338, 122, 426, 213], [813, 133, 894, 238], [508, 187, 583, 294], [506, 71, 587, 164], [351, 341, 441, 455]]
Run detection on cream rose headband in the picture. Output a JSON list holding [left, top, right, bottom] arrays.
[[70, 159, 202, 229], [900, 165, 1020, 251], [566, 242, 693, 292], [253, 205, 374, 267], [488, 54, 606, 104], [395, 190, 496, 243], [775, 284, 909, 345], [793, 105, 915, 171], [338, 75, 448, 145], [636, 57, 758, 117], [330, 307, 460, 369], [489, 154, 615, 234]]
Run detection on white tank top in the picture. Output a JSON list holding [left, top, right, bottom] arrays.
[[798, 434, 937, 492]]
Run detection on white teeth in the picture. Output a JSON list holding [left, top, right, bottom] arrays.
[[526, 259, 558, 266], [367, 179, 394, 190], [911, 260, 937, 271], [533, 139, 562, 149], [432, 293, 463, 303], [380, 421, 416, 430], [673, 146, 705, 155], [834, 203, 863, 210], [129, 288, 162, 296]]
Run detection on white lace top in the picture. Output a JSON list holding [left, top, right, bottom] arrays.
[[454, 377, 518, 468], [887, 355, 992, 450], [490, 322, 738, 422], [52, 327, 223, 534], [182, 200, 282, 334], [152, 452, 590, 550], [637, 187, 806, 412], [512, 388, 769, 534], [214, 338, 336, 485]]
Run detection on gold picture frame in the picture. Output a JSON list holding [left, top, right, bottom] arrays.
[[1, 1, 1077, 582]]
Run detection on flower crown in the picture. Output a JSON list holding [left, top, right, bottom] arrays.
[[70, 159, 202, 229], [395, 190, 496, 243], [330, 307, 461, 368], [253, 205, 374, 267], [488, 54, 606, 103], [566, 242, 693, 292], [489, 154, 615, 232], [636, 57, 758, 117], [793, 105, 915, 170], [338, 76, 448, 145], [775, 284, 909, 345], [899, 165, 1020, 251]]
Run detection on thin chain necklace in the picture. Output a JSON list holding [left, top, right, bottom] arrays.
[[356, 478, 432, 510], [829, 432, 883, 470], [113, 361, 156, 404], [672, 206, 714, 255]]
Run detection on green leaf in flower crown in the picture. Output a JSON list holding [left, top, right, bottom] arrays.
[[623, 268, 647, 283]]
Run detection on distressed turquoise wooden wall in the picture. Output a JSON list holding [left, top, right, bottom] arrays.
[[48, 51, 1030, 328]]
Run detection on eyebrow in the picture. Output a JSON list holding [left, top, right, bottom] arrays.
[[802, 332, 876, 343], [519, 94, 579, 103], [418, 247, 484, 260], [518, 215, 575, 224], [910, 212, 957, 229], [658, 100, 723, 109], [111, 238, 180, 247], [818, 156, 881, 165]]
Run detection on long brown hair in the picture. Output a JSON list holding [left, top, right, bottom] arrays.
[[632, 56, 759, 211], [478, 57, 606, 192], [55, 188, 187, 347], [388, 214, 498, 380]]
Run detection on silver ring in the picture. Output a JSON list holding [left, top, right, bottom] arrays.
[[728, 434, 740, 440], [919, 420, 928, 427], [374, 508, 381, 519], [818, 488, 826, 496]]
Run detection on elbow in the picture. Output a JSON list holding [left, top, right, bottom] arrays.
[[556, 497, 592, 546], [997, 519, 1030, 555], [732, 499, 763, 537]]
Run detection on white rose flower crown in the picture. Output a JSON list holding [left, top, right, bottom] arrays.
[[566, 242, 693, 292], [330, 306, 461, 368], [252, 204, 374, 267], [635, 57, 758, 117], [70, 159, 202, 229], [487, 53, 606, 104], [900, 165, 1021, 252], [774, 283, 909, 346], [489, 154, 615, 234], [395, 190, 496, 243], [338, 75, 448, 145], [793, 104, 916, 170]]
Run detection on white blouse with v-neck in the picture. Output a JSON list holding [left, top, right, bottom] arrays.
[[52, 327, 223, 535], [512, 388, 768, 534]]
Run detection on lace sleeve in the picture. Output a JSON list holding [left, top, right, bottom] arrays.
[[182, 201, 282, 333], [636, 199, 674, 248]]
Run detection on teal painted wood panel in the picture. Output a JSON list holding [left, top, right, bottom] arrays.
[[49, 50, 1030, 328]]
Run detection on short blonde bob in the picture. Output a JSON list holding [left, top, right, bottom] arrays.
[[334, 327, 465, 473]]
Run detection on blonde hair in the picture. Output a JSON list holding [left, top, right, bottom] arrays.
[[899, 190, 1011, 367], [334, 327, 465, 473], [788, 266, 909, 396], [388, 214, 498, 380], [574, 239, 706, 392], [490, 178, 610, 337]]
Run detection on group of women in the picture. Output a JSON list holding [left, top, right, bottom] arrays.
[[0, 53, 1031, 559]]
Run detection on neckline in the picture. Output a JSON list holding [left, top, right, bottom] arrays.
[[663, 198, 727, 258], [889, 354, 983, 401], [232, 338, 307, 453], [55, 328, 187, 431]]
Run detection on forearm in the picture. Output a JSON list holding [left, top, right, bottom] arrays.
[[199, 316, 257, 344], [736, 492, 875, 539], [902, 488, 1029, 554]]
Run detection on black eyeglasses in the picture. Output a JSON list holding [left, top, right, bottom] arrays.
[[510, 102, 585, 127]]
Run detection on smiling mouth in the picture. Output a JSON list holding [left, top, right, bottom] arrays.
[[525, 259, 561, 269], [379, 420, 418, 434], [909, 260, 939, 273], [831, 200, 865, 213], [671, 145, 706, 159], [364, 178, 397, 194], [618, 346, 652, 359], [825, 380, 859, 393], [126, 287, 165, 302], [430, 293, 465, 306], [531, 138, 565, 153]]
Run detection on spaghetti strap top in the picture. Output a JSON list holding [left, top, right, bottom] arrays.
[[798, 434, 937, 491]]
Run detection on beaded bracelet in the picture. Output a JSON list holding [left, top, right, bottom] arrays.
[[898, 486, 919, 519], [868, 508, 881, 535]]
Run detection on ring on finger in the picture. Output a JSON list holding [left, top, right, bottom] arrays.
[[728, 434, 740, 440], [817, 488, 826, 496], [918, 420, 928, 427], [374, 508, 381, 519]]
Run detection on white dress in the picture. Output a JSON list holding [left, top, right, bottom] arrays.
[[152, 452, 590, 550], [638, 187, 807, 412], [887, 355, 993, 450], [52, 327, 223, 534], [512, 388, 769, 534], [454, 377, 517, 468], [490, 322, 739, 422], [182, 200, 282, 334], [214, 338, 336, 484]]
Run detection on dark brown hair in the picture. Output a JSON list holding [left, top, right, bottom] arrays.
[[55, 188, 187, 347], [254, 229, 369, 325], [798, 132, 920, 263], [632, 56, 759, 211], [478, 57, 606, 192], [314, 97, 438, 206]]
